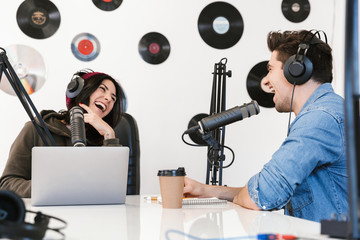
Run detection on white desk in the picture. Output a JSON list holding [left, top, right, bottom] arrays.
[[24, 195, 325, 240]]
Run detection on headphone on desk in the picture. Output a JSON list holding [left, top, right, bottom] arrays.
[[0, 190, 67, 239], [283, 30, 328, 85]]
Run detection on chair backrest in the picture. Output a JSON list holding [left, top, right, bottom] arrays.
[[114, 113, 140, 195]]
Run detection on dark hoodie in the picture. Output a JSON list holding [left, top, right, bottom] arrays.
[[0, 110, 120, 197]]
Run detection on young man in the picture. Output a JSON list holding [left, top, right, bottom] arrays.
[[183, 30, 348, 222]]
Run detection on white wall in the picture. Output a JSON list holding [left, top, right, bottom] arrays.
[[0, 0, 345, 194]]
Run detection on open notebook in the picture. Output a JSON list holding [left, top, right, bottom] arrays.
[[31, 146, 129, 206]]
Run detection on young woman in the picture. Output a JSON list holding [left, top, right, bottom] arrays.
[[0, 70, 126, 197]]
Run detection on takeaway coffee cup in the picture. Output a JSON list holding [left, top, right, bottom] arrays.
[[157, 167, 186, 208]]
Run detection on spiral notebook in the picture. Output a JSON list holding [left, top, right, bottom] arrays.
[[148, 196, 227, 205], [183, 197, 227, 205]]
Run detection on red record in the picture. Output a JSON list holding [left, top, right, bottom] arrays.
[[92, 0, 122, 11], [71, 33, 100, 62], [138, 32, 170, 64]]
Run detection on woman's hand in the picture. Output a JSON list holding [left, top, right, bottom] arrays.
[[79, 103, 115, 139]]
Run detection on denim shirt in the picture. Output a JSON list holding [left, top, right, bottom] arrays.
[[247, 83, 348, 222]]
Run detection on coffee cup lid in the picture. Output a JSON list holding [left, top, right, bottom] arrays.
[[157, 167, 186, 176]]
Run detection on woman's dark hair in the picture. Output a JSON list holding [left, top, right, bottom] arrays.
[[65, 70, 125, 145], [267, 30, 333, 84]]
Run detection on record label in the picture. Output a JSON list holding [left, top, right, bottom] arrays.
[[16, 0, 60, 39], [213, 16, 230, 35], [71, 33, 100, 62], [138, 32, 170, 65], [246, 61, 275, 108], [31, 10, 47, 27], [92, 0, 123, 11], [281, 0, 310, 23], [0, 45, 46, 96], [198, 2, 244, 49]]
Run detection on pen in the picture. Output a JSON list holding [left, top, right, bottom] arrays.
[[144, 196, 160, 201]]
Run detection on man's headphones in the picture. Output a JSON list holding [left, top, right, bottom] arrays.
[[283, 30, 328, 85], [0, 190, 67, 239]]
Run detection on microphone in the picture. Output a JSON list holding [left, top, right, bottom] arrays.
[[184, 100, 260, 134], [69, 106, 86, 147]]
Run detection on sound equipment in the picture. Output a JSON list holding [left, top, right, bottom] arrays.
[[66, 72, 87, 99], [70, 106, 86, 146], [184, 100, 260, 135], [283, 30, 327, 85], [0, 190, 66, 239]]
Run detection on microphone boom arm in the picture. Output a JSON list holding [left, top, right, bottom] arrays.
[[0, 47, 56, 146]]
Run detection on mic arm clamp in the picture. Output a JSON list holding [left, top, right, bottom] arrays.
[[0, 47, 56, 146], [202, 132, 220, 150]]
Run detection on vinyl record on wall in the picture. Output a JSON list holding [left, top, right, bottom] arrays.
[[281, 0, 310, 23], [92, 0, 123, 11], [138, 32, 170, 64], [187, 113, 209, 145], [16, 0, 61, 39], [71, 33, 101, 62], [0, 45, 46, 96], [246, 61, 275, 108], [198, 1, 244, 49]]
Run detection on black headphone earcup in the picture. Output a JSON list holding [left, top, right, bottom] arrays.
[[0, 190, 26, 223], [283, 55, 313, 85], [66, 76, 85, 98], [0, 191, 49, 239]]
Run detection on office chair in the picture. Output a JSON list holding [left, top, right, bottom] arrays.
[[114, 112, 140, 195]]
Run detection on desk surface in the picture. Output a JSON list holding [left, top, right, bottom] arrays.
[[24, 195, 325, 240]]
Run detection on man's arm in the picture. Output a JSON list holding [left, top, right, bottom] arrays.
[[183, 177, 261, 210], [233, 185, 261, 210]]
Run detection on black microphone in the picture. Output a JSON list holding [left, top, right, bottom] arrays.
[[184, 100, 260, 134], [69, 106, 86, 147]]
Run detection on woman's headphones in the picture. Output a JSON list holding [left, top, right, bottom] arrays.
[[283, 30, 328, 85], [0, 190, 67, 239], [65, 69, 128, 112], [66, 69, 94, 99]]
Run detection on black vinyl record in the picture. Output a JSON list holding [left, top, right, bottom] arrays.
[[281, 0, 310, 23], [187, 113, 209, 145], [198, 1, 244, 49], [92, 0, 122, 11], [138, 32, 170, 65], [16, 0, 60, 39], [246, 61, 275, 108]]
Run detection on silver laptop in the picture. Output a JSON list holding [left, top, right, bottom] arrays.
[[31, 146, 129, 206]]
